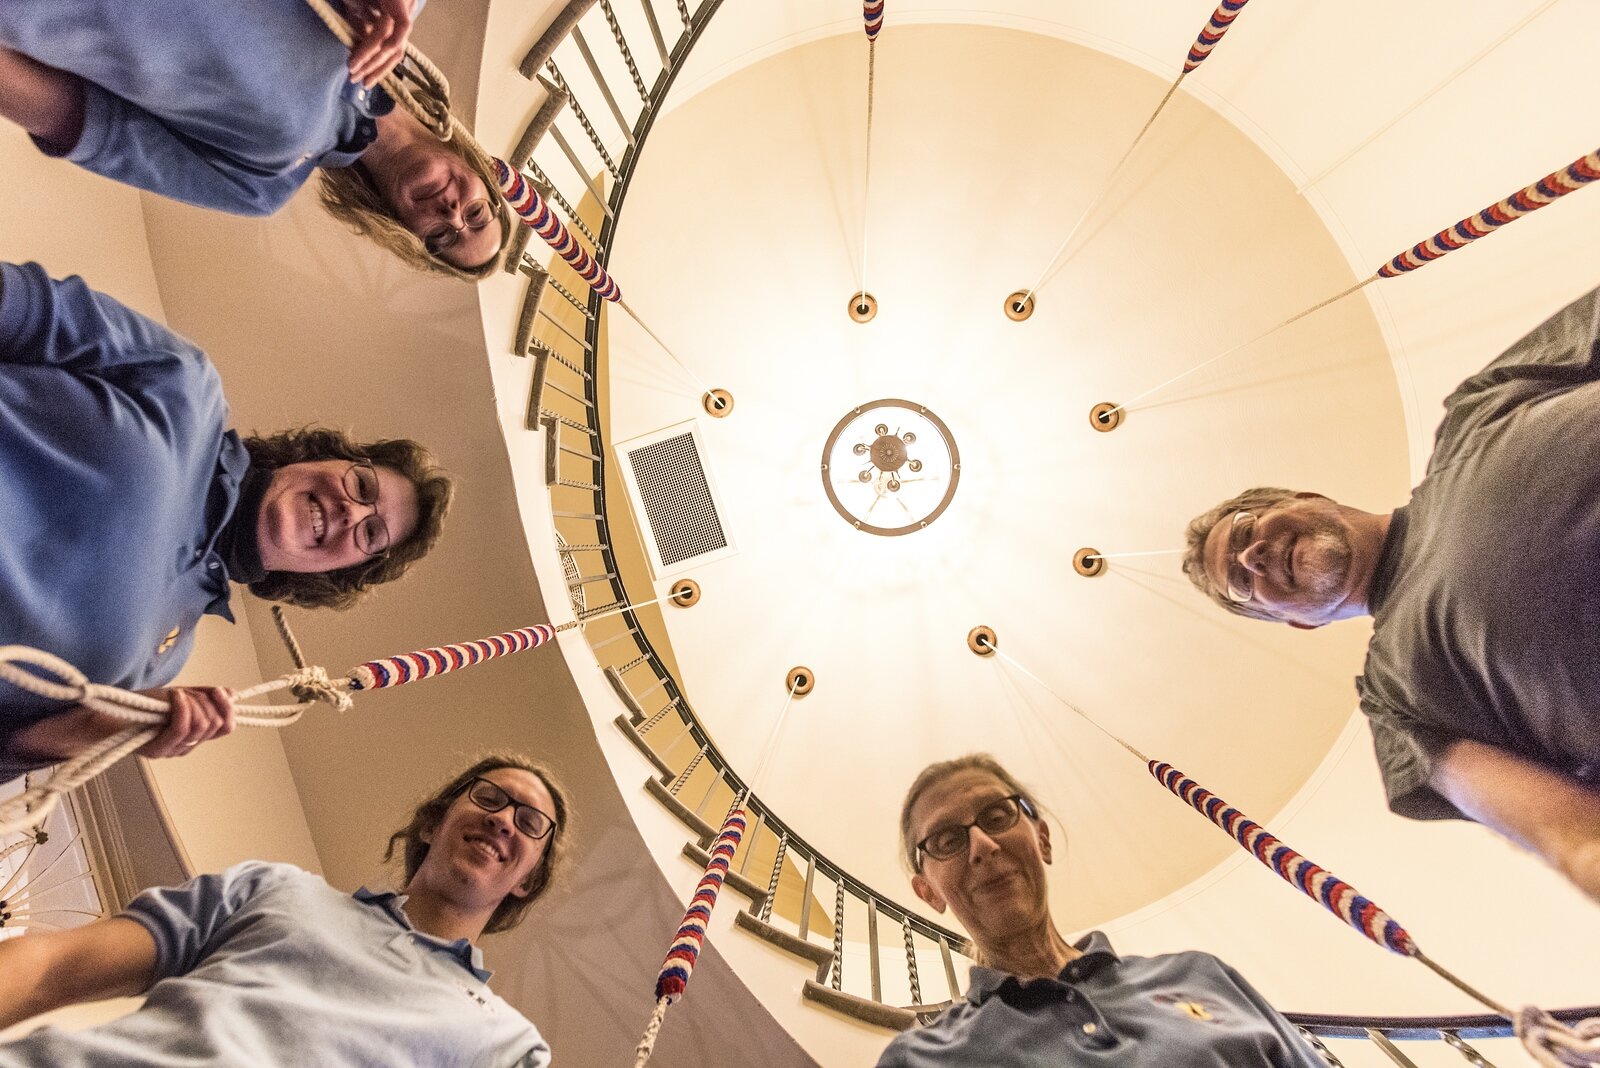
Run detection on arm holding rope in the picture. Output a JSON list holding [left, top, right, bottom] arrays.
[[1431, 739, 1600, 903], [7, 687, 236, 766], [0, 918, 156, 1030], [0, 45, 85, 152], [344, 0, 418, 87]]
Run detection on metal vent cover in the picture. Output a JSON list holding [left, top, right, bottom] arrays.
[[614, 421, 737, 578]]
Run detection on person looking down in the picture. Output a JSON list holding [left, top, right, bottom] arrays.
[[1182, 284, 1600, 905], [877, 754, 1324, 1068], [0, 754, 567, 1066], [0, 0, 510, 280], [0, 260, 452, 782]]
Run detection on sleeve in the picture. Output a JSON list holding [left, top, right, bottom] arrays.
[[44, 81, 306, 216], [1431, 285, 1600, 466], [0, 260, 205, 373], [1358, 686, 1468, 822], [119, 862, 286, 981], [1214, 960, 1329, 1068]]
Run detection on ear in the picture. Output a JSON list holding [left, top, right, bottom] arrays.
[[1292, 492, 1328, 501], [912, 872, 948, 914], [420, 826, 434, 846], [1036, 817, 1054, 866]]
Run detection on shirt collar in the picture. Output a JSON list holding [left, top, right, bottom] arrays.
[[1366, 504, 1409, 616], [353, 887, 493, 982], [965, 930, 1121, 1005]]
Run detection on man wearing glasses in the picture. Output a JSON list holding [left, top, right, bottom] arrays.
[[0, 260, 453, 782], [0, 754, 568, 1066], [1181, 285, 1600, 905]]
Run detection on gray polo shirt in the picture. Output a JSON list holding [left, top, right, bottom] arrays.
[[876, 932, 1323, 1067], [0, 862, 551, 1067]]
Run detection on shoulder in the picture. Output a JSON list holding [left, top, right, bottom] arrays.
[[877, 1000, 982, 1065]]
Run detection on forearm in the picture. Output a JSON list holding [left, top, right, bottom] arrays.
[[7, 706, 133, 764], [0, 46, 86, 150], [0, 919, 158, 1029], [1432, 739, 1600, 901]]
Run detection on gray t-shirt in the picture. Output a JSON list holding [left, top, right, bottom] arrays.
[[0, 862, 551, 1067], [1359, 285, 1600, 820], [876, 932, 1323, 1068]]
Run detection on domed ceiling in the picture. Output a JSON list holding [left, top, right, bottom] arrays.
[[601, 22, 1408, 932]]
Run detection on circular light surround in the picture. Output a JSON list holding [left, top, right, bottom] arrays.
[[820, 399, 960, 536]]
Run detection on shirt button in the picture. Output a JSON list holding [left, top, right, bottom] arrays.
[[208, 562, 220, 570], [193, 550, 203, 560], [1082, 1023, 1097, 1036]]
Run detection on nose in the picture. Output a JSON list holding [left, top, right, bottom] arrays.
[[967, 826, 1002, 863], [1237, 537, 1270, 576], [482, 805, 517, 836]]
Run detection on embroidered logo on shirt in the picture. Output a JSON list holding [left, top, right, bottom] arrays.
[[1153, 993, 1217, 1022], [462, 984, 497, 1015], [156, 626, 181, 655]]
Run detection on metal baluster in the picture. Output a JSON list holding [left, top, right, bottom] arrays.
[[537, 69, 621, 175], [940, 936, 959, 1001], [1296, 1027, 1347, 1068], [546, 122, 613, 217], [692, 768, 720, 817], [637, 702, 675, 733], [653, 711, 694, 753], [831, 879, 846, 990], [569, 27, 635, 140], [798, 855, 815, 939], [902, 917, 922, 1005], [1367, 1030, 1421, 1068], [669, 745, 705, 795], [637, 0, 669, 64], [759, 832, 787, 922], [546, 275, 596, 321], [675, 0, 689, 30], [738, 809, 765, 876], [867, 896, 881, 1002], [524, 159, 604, 247], [588, 626, 639, 651], [1441, 1030, 1496, 1067], [599, 0, 650, 100], [618, 653, 650, 673]]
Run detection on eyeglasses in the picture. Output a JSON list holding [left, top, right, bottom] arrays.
[[458, 776, 557, 840], [341, 460, 390, 558], [914, 795, 1037, 871], [1224, 510, 1257, 604], [422, 198, 495, 255]]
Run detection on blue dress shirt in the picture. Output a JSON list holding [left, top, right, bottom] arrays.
[[0, 0, 410, 215], [0, 262, 249, 779]]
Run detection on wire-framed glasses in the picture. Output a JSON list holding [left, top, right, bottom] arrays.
[[423, 198, 495, 255], [1224, 510, 1257, 604], [342, 460, 390, 558]]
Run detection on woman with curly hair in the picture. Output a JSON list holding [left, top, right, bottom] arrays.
[[0, 0, 510, 280], [0, 260, 453, 780]]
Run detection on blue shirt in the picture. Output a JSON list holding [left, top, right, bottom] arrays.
[[0, 862, 552, 1067], [0, 262, 248, 779], [0, 0, 405, 215], [877, 932, 1323, 1068]]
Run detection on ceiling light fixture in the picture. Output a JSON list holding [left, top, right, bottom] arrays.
[[819, 398, 960, 536]]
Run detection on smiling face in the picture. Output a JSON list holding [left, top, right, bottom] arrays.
[[414, 767, 555, 917], [255, 460, 420, 574], [1200, 493, 1363, 628], [380, 144, 503, 269], [909, 768, 1054, 952]]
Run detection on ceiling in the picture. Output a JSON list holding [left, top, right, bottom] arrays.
[[602, 21, 1409, 932]]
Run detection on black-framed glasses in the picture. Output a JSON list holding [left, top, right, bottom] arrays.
[[422, 198, 495, 255], [1224, 510, 1257, 604], [458, 776, 557, 841], [341, 460, 390, 558], [914, 794, 1037, 871]]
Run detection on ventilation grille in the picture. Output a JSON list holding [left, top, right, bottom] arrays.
[[625, 432, 728, 568]]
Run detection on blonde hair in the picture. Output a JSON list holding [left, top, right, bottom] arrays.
[[318, 128, 512, 282]]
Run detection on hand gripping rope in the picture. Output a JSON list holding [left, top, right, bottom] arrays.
[[974, 633, 1600, 1066], [633, 794, 748, 1067], [0, 623, 560, 837]]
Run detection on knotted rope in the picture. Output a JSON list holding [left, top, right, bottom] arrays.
[[301, 0, 455, 140], [976, 633, 1598, 1057], [0, 623, 563, 837], [633, 793, 749, 1067]]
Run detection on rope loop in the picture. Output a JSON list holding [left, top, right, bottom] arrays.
[[1520, 1008, 1600, 1067], [285, 665, 355, 711], [301, 0, 454, 140]]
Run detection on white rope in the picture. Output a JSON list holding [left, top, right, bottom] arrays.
[[1100, 275, 1375, 421], [1084, 549, 1182, 561], [975, 636, 1147, 763], [1015, 72, 1186, 311], [631, 996, 671, 1068], [301, 0, 455, 140], [616, 299, 720, 408], [856, 37, 877, 303], [748, 676, 800, 796], [0, 645, 348, 837], [1519, 1006, 1600, 1067]]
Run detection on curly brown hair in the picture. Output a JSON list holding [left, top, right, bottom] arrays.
[[1181, 487, 1301, 621], [385, 753, 573, 935], [241, 427, 453, 610], [317, 127, 512, 282]]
